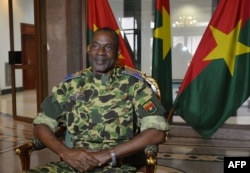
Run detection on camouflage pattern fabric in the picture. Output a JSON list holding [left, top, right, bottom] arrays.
[[22, 161, 138, 173], [49, 66, 166, 150], [31, 66, 168, 172]]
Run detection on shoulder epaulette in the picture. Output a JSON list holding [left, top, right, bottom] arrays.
[[122, 66, 146, 81], [122, 66, 160, 97], [63, 71, 81, 82]]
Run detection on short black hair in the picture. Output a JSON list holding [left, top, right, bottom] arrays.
[[94, 27, 119, 49]]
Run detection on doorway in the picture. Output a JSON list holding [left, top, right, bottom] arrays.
[[21, 23, 37, 90]]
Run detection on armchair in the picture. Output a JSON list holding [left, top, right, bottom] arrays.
[[15, 67, 164, 173]]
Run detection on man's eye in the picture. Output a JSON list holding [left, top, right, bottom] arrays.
[[105, 45, 113, 51], [89, 44, 114, 52], [91, 44, 100, 50]]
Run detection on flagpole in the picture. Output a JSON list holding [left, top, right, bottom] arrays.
[[166, 107, 174, 122]]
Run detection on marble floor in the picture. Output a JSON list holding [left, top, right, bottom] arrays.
[[1, 90, 250, 173]]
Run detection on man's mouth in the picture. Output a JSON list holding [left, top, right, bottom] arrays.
[[94, 58, 106, 65]]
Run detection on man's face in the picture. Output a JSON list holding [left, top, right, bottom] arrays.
[[88, 31, 119, 74]]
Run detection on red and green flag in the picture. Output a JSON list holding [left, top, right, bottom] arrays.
[[87, 0, 134, 68], [152, 0, 173, 115], [174, 0, 250, 138]]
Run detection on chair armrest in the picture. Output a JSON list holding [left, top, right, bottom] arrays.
[[145, 145, 158, 164], [145, 145, 158, 173], [15, 142, 36, 171], [15, 126, 67, 171], [15, 142, 36, 156]]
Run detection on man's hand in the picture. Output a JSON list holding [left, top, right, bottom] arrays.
[[33, 124, 100, 172], [60, 148, 101, 172]]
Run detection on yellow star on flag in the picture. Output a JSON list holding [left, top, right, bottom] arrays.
[[204, 20, 250, 76], [153, 6, 171, 60]]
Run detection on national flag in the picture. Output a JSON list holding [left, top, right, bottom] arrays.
[[87, 0, 134, 68], [143, 100, 157, 114], [174, 0, 250, 138], [152, 0, 173, 115]]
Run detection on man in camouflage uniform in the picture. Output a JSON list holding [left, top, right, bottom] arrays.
[[24, 27, 168, 173]]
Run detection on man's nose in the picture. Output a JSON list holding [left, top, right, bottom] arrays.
[[97, 45, 106, 54]]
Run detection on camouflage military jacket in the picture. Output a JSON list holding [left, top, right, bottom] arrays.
[[36, 66, 167, 151]]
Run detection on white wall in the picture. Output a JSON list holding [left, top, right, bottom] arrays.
[[141, 0, 154, 75], [0, 0, 11, 92], [170, 0, 212, 79], [0, 0, 34, 92], [109, 0, 153, 76]]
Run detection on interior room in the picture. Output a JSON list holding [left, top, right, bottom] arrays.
[[0, 0, 249, 172]]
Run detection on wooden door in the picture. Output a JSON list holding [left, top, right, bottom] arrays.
[[21, 23, 37, 90]]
